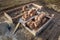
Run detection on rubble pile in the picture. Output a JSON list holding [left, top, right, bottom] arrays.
[[0, 3, 54, 37], [26, 13, 49, 30], [20, 4, 49, 30]]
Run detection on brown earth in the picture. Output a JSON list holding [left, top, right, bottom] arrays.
[[0, 0, 60, 40]]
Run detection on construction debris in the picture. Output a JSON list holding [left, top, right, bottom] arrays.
[[0, 3, 55, 37], [26, 13, 47, 30], [13, 3, 54, 36]]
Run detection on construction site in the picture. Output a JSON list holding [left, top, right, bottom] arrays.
[[0, 0, 60, 40]]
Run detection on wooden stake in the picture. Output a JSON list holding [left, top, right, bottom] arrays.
[[13, 22, 20, 34]]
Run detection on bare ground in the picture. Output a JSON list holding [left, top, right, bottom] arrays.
[[0, 2, 60, 40]]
